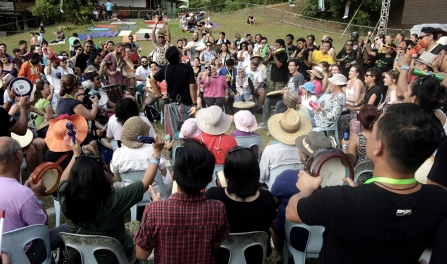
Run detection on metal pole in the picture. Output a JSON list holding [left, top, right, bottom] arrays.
[[339, 0, 364, 39]]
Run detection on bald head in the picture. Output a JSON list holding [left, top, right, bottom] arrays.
[[0, 137, 21, 165]]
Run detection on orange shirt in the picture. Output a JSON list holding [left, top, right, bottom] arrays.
[[18, 61, 43, 84]]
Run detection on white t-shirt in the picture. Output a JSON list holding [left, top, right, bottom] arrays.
[[45, 66, 65, 92], [185, 41, 205, 61], [245, 68, 263, 87], [106, 114, 156, 140], [135, 65, 151, 86], [301, 93, 318, 110]]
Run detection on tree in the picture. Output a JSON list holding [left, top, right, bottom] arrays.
[[31, 0, 95, 24]]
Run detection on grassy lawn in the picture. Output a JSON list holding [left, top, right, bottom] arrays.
[[11, 4, 342, 263]]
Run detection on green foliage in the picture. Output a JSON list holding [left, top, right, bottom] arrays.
[[30, 0, 95, 24]]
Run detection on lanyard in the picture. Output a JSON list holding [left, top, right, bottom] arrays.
[[29, 62, 39, 75], [364, 177, 417, 185], [114, 52, 120, 66]]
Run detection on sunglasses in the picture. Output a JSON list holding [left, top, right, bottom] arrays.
[[141, 60, 148, 63], [206, 45, 212, 47], [365, 74, 373, 77], [418, 34, 429, 40], [346, 43, 353, 46]]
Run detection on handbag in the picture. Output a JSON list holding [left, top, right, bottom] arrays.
[[144, 104, 161, 122]]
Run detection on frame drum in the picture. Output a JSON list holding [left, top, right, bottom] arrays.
[[31, 162, 63, 195], [102, 84, 122, 103], [11, 129, 34, 148], [233, 101, 255, 115], [98, 92, 109, 107], [9, 77, 34, 97], [305, 148, 354, 187], [215, 171, 227, 188]]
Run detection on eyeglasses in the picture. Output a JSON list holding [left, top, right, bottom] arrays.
[[346, 43, 353, 46], [141, 60, 148, 63], [206, 45, 211, 47]]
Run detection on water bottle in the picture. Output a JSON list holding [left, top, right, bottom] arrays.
[[343, 131, 349, 141]]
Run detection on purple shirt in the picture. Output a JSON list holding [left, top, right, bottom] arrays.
[[0, 177, 47, 251], [203, 75, 228, 98], [231, 130, 259, 137]]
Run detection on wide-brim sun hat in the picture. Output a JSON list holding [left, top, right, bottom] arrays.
[[234, 110, 257, 132], [45, 114, 88, 152], [196, 105, 231, 135], [120, 116, 150, 149], [179, 118, 202, 138], [268, 109, 313, 145], [328, 73, 348, 86], [307, 66, 323, 79]]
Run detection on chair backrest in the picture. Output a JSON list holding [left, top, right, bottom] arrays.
[[267, 163, 302, 191], [353, 160, 374, 184], [120, 170, 169, 200], [2, 224, 52, 264], [59, 232, 134, 264], [171, 139, 186, 166], [284, 220, 324, 264], [235, 136, 263, 160], [220, 231, 269, 264], [111, 140, 120, 151]]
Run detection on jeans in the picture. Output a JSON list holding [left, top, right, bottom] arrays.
[[262, 96, 282, 123], [234, 92, 251, 102], [204, 97, 225, 109]]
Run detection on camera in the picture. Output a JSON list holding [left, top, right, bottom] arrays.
[[104, 60, 113, 65], [83, 89, 101, 109]]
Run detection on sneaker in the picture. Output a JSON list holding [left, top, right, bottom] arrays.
[[256, 122, 267, 130]]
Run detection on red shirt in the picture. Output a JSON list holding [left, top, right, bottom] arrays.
[[200, 132, 238, 165], [135, 193, 229, 264]]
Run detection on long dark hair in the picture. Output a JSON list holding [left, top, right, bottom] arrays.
[[224, 147, 260, 200], [61, 156, 112, 229], [33, 80, 47, 104]]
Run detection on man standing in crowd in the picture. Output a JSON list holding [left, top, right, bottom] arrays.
[[245, 59, 265, 113], [103, 43, 125, 87], [45, 55, 64, 110], [105, 0, 113, 21], [183, 32, 205, 62], [419, 27, 446, 55], [285, 34, 297, 58], [150, 17, 171, 67], [286, 103, 447, 263], [266, 39, 289, 91], [311, 40, 335, 67], [75, 40, 93, 76]]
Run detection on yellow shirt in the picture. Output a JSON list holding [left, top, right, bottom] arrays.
[[311, 50, 335, 68]]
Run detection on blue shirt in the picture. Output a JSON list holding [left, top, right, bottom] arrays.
[[105, 2, 113, 11]]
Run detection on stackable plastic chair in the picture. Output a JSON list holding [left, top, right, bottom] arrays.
[[220, 231, 269, 264]]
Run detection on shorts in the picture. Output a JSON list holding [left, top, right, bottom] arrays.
[[107, 10, 112, 17]]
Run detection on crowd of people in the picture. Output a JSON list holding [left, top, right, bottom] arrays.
[[1, 13, 447, 264]]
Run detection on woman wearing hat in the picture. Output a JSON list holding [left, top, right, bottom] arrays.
[[58, 135, 166, 264], [306, 66, 323, 96], [231, 110, 258, 137], [314, 73, 347, 128], [299, 82, 318, 111]]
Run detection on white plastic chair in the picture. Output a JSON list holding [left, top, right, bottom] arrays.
[[205, 165, 224, 190], [53, 196, 62, 227], [235, 136, 262, 160], [313, 111, 342, 148], [220, 231, 269, 264], [353, 160, 374, 185], [2, 224, 53, 264], [283, 220, 324, 264], [120, 170, 169, 221], [267, 163, 302, 191], [59, 232, 143, 264]]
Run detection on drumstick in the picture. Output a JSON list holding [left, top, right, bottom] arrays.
[[0, 210, 5, 252]]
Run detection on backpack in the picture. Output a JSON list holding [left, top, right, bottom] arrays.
[[144, 104, 161, 122]]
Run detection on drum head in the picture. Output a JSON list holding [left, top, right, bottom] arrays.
[[42, 168, 60, 193], [100, 138, 112, 149], [267, 90, 283, 97], [9, 77, 33, 97], [98, 92, 109, 106], [305, 148, 354, 187], [31, 162, 63, 195], [11, 129, 34, 148], [233, 101, 255, 108]]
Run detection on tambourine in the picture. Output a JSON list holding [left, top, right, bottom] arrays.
[[305, 148, 354, 187], [215, 171, 227, 188], [31, 162, 63, 195], [11, 129, 34, 148], [266, 90, 283, 97], [9, 77, 34, 97], [274, 48, 285, 55]]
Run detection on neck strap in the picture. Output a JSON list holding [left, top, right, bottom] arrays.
[[364, 177, 417, 185]]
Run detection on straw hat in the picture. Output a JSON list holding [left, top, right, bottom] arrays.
[[328, 74, 347, 86], [196, 105, 231, 135], [234, 110, 257, 132], [179, 118, 202, 138], [251, 50, 263, 60], [268, 109, 312, 145], [121, 116, 150, 149], [295, 131, 333, 157], [307, 66, 323, 79], [45, 114, 88, 152]]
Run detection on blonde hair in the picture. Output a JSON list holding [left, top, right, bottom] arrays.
[[284, 91, 300, 110], [59, 74, 80, 96]]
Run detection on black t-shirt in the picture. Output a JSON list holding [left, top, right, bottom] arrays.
[[285, 45, 297, 59], [293, 48, 311, 80], [427, 137, 447, 188], [153, 63, 195, 105], [75, 52, 90, 73], [39, 25, 45, 34], [431, 218, 447, 264], [270, 52, 289, 83], [0, 107, 16, 137], [205, 187, 276, 264], [336, 49, 358, 78], [297, 184, 447, 264], [57, 98, 82, 116], [374, 53, 394, 73], [364, 84, 382, 106]]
